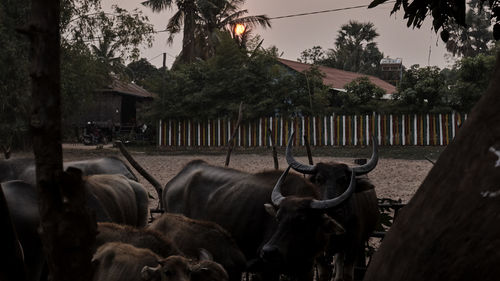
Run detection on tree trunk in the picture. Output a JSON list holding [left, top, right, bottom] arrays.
[[179, 0, 196, 64], [25, 0, 96, 280], [364, 52, 500, 281]]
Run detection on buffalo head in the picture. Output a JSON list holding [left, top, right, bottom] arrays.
[[286, 131, 378, 201], [260, 164, 352, 271]]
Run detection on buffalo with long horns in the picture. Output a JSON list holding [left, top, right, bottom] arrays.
[[162, 132, 377, 281], [285, 133, 380, 281]]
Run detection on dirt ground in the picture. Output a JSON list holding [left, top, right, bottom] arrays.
[[61, 144, 434, 207]]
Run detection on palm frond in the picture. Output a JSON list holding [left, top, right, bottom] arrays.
[[141, 0, 174, 13]]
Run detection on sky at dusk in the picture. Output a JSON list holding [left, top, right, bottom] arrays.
[[102, 0, 456, 69]]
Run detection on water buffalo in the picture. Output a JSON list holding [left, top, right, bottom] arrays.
[[93, 242, 228, 281], [149, 213, 246, 281], [162, 159, 350, 280], [1, 171, 149, 281], [96, 222, 183, 258], [0, 156, 138, 185], [285, 134, 380, 281]]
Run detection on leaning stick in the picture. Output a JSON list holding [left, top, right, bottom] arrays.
[[424, 156, 436, 165], [225, 102, 244, 167], [115, 140, 164, 209], [268, 128, 279, 170], [303, 133, 314, 165]]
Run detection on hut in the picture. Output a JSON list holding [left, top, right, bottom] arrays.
[[76, 78, 156, 140]]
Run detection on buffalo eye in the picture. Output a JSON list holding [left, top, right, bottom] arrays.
[[312, 173, 325, 185]]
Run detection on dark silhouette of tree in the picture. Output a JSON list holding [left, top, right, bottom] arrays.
[[445, 0, 494, 57], [142, 0, 199, 65], [195, 0, 270, 59]]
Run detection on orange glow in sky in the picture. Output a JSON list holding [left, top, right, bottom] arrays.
[[234, 24, 246, 36]]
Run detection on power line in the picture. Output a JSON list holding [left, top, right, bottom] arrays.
[[269, 1, 396, 20]]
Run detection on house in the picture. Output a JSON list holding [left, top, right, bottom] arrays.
[[76, 78, 156, 137], [277, 58, 397, 99]]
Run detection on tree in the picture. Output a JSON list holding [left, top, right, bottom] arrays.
[[445, 52, 496, 111], [364, 1, 500, 281], [394, 64, 449, 112], [0, 0, 32, 153], [335, 77, 385, 113], [142, 0, 198, 64], [195, 0, 271, 59], [445, 0, 494, 57], [327, 21, 384, 76], [150, 34, 331, 121], [142, 0, 270, 65], [298, 46, 326, 64], [24, 0, 97, 280]]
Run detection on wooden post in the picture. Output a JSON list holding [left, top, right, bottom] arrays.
[[303, 133, 314, 165], [225, 102, 243, 167], [268, 128, 279, 170], [22, 0, 96, 280]]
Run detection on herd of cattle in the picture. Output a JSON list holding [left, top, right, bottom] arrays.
[[0, 133, 382, 281]]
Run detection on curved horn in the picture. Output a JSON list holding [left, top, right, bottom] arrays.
[[271, 166, 291, 206], [352, 136, 379, 175], [310, 168, 356, 209], [285, 131, 316, 174]]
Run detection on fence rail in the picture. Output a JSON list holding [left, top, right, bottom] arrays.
[[158, 113, 467, 147]]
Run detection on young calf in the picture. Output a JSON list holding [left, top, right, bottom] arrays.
[[149, 213, 246, 281], [92, 242, 228, 281], [96, 222, 182, 258]]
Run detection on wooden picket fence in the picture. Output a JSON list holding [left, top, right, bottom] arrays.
[[158, 113, 467, 147]]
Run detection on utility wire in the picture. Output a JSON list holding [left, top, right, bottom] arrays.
[[269, 1, 396, 20]]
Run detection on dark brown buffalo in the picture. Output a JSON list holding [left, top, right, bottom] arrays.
[[96, 222, 183, 258], [0, 156, 138, 185], [1, 172, 149, 281], [162, 157, 352, 280], [285, 134, 380, 281], [149, 213, 246, 281], [93, 242, 228, 281]]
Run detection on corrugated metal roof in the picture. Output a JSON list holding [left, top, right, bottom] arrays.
[[278, 58, 396, 95], [380, 58, 402, 64], [101, 78, 156, 99]]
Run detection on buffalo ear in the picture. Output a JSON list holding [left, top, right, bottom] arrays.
[[323, 215, 345, 234], [264, 203, 277, 217], [141, 264, 162, 280]]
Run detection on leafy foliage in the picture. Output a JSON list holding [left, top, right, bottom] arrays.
[[393, 65, 450, 113], [149, 33, 331, 121], [60, 42, 109, 133], [445, 0, 495, 57], [299, 21, 384, 77], [332, 77, 386, 114], [0, 0, 31, 151], [368, 0, 500, 41], [142, 0, 270, 65], [444, 53, 496, 112]]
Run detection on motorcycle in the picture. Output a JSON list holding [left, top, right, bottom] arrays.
[[82, 122, 109, 145]]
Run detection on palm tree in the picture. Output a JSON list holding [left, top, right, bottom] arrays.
[[195, 0, 271, 59], [328, 20, 383, 75], [142, 0, 198, 64], [142, 0, 270, 64]]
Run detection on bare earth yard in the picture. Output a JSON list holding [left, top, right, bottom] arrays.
[[61, 144, 435, 207]]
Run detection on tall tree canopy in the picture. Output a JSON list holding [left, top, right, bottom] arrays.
[[299, 21, 384, 76], [141, 0, 270, 65], [445, 0, 495, 57]]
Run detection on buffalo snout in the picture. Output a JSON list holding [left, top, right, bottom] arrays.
[[260, 244, 283, 265]]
